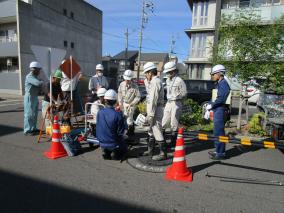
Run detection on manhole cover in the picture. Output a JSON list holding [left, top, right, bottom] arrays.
[[127, 153, 173, 173]]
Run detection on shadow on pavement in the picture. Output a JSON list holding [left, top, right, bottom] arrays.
[[0, 124, 22, 137], [0, 169, 160, 213]]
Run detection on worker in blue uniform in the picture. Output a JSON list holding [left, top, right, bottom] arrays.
[[96, 89, 127, 160], [24, 61, 44, 135], [206, 64, 230, 160]]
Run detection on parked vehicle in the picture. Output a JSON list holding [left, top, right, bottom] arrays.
[[242, 77, 265, 104]]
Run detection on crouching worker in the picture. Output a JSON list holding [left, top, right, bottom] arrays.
[[89, 88, 107, 136], [96, 89, 127, 160]]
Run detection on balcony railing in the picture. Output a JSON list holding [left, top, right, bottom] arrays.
[[0, 35, 17, 43]]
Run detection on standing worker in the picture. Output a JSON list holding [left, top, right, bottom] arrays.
[[117, 69, 141, 136], [143, 62, 166, 161], [96, 89, 127, 160], [41, 69, 63, 128], [88, 64, 109, 100], [24, 61, 44, 136], [206, 64, 230, 160], [162, 61, 187, 147], [60, 67, 83, 123]]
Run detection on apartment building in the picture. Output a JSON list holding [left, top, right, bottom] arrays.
[[185, 0, 284, 80], [0, 0, 102, 95]]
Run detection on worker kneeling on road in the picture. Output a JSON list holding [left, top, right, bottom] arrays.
[[118, 69, 141, 136], [162, 61, 187, 147], [96, 89, 127, 160], [206, 64, 230, 160], [142, 62, 166, 161]]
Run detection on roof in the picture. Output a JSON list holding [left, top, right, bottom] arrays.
[[112, 50, 138, 60], [139, 53, 169, 62]]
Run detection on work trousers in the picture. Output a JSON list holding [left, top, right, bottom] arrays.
[[213, 107, 226, 157], [123, 104, 135, 126], [162, 100, 182, 131], [148, 106, 164, 141]]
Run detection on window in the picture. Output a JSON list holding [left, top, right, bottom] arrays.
[[71, 42, 74, 49], [63, 9, 67, 16], [191, 33, 207, 58], [192, 0, 209, 26], [189, 64, 205, 79], [70, 12, 74, 19], [64, 40, 68, 47]]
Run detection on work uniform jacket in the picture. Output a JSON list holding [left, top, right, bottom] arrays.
[[118, 81, 141, 125], [88, 74, 109, 94], [90, 100, 105, 124], [96, 106, 126, 150], [162, 76, 187, 131]]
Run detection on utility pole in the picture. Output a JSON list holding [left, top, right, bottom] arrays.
[[124, 28, 129, 70], [169, 34, 176, 59], [136, 0, 154, 81]]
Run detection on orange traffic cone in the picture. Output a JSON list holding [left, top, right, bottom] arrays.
[[44, 116, 68, 159], [165, 128, 193, 182]]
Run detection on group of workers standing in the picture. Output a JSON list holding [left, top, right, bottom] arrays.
[[23, 59, 230, 161]]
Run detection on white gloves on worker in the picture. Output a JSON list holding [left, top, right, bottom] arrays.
[[146, 116, 154, 126], [206, 104, 212, 111], [204, 110, 210, 120]]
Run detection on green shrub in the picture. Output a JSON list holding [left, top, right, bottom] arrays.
[[180, 99, 205, 126], [248, 112, 266, 136]]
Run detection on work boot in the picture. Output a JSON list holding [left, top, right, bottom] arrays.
[[152, 141, 167, 161], [143, 136, 155, 156], [170, 131, 177, 148], [127, 124, 135, 136]]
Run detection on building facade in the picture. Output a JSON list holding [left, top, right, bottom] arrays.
[[185, 0, 284, 80], [0, 0, 102, 95]]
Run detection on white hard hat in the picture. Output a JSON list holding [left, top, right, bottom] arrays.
[[143, 62, 156, 74], [135, 113, 147, 126], [211, 64, 226, 75], [29, 61, 41, 69], [123, 69, 133, 80], [97, 88, 107, 97], [104, 89, 117, 100], [163, 61, 176, 73], [96, 64, 104, 71]]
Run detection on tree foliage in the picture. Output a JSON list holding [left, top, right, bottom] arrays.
[[212, 9, 284, 93]]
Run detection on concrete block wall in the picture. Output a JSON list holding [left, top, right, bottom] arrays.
[[18, 0, 102, 94]]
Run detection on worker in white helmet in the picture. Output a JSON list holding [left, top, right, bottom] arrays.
[[142, 62, 166, 161], [88, 64, 109, 100], [96, 89, 127, 160], [24, 61, 44, 135], [90, 87, 107, 124], [207, 64, 230, 160], [117, 69, 141, 136], [162, 61, 187, 147]]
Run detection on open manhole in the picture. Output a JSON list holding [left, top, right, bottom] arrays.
[[127, 151, 173, 173]]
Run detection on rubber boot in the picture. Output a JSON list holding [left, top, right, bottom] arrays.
[[127, 124, 135, 136], [170, 131, 178, 148], [152, 141, 167, 161], [143, 136, 155, 156]]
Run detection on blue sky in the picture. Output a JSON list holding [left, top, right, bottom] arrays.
[[86, 0, 192, 62]]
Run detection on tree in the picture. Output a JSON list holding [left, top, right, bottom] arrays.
[[212, 9, 284, 93]]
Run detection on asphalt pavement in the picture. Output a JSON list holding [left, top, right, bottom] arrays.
[[0, 96, 283, 213]]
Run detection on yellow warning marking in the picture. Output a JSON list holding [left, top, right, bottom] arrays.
[[198, 134, 208, 140], [219, 136, 229, 143], [241, 138, 251, 146], [263, 141, 275, 149]]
